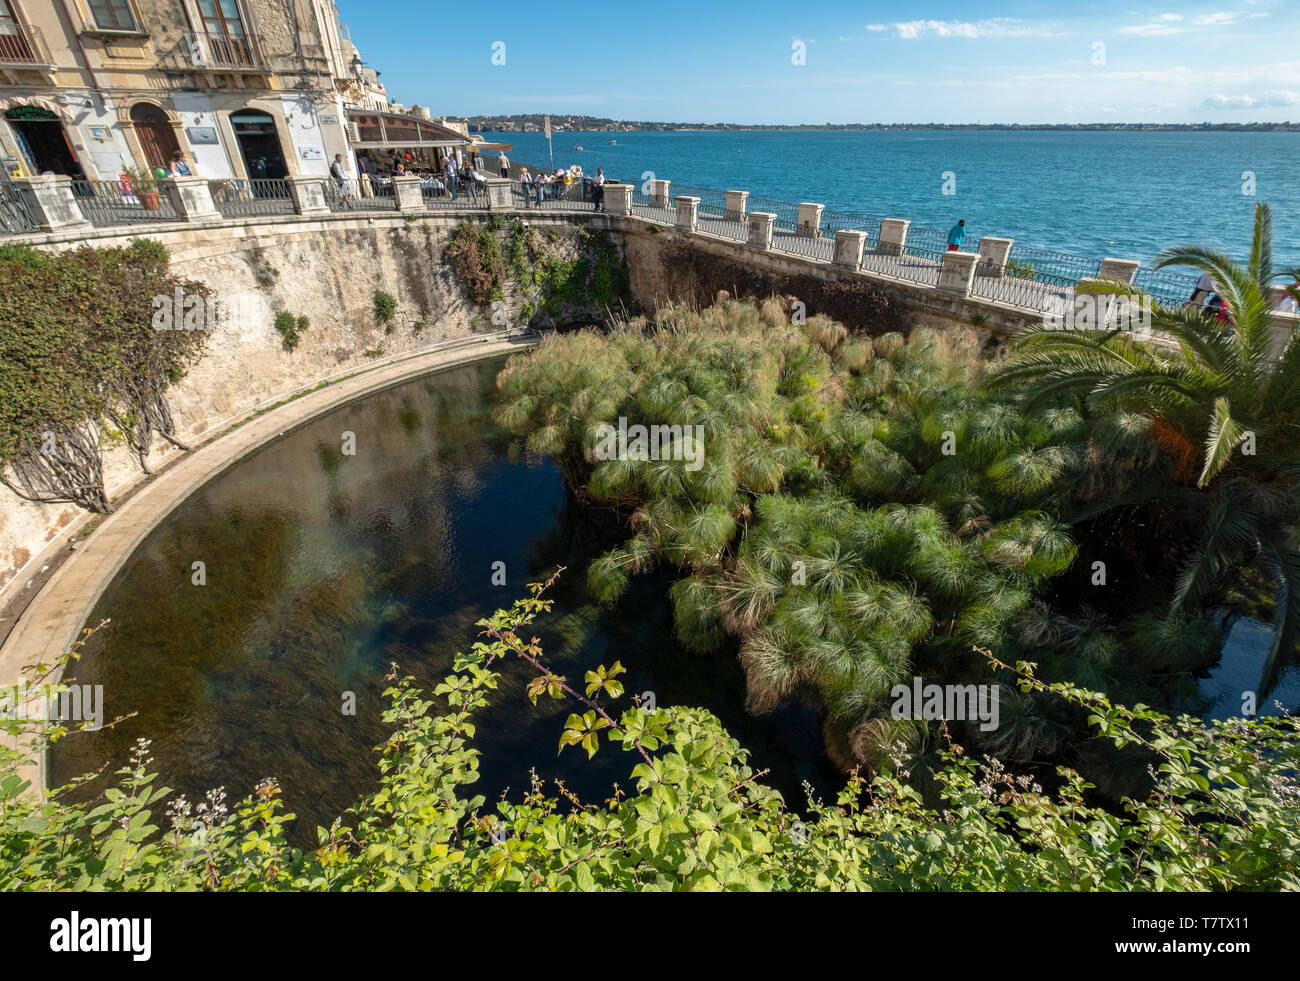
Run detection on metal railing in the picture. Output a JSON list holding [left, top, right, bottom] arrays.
[[971, 268, 1073, 310], [71, 179, 178, 226], [0, 24, 49, 65], [0, 183, 37, 234], [773, 228, 835, 261], [745, 193, 800, 231], [1006, 245, 1101, 290], [11, 151, 1207, 324], [208, 178, 294, 218], [330, 177, 396, 211], [672, 183, 728, 219], [822, 209, 880, 249], [423, 173, 490, 208], [862, 247, 944, 288], [185, 31, 267, 70], [1132, 266, 1201, 307], [696, 215, 748, 242]]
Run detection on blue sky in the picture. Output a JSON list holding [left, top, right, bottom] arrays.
[[336, 0, 1298, 124]]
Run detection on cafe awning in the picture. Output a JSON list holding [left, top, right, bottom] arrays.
[[346, 109, 469, 149], [469, 138, 514, 153]]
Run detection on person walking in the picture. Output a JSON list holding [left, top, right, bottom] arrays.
[[498, 152, 510, 178], [444, 153, 458, 200], [592, 167, 606, 212], [330, 152, 353, 209], [947, 219, 966, 251], [519, 168, 532, 209]]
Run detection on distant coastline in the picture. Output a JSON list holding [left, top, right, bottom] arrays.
[[466, 114, 1299, 134]]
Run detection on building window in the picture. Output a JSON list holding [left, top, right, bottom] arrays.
[[88, 0, 139, 31], [197, 0, 246, 37]]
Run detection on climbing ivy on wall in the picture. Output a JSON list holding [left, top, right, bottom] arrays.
[[0, 239, 211, 512]]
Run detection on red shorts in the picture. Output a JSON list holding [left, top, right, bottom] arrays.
[[947, 243, 959, 251]]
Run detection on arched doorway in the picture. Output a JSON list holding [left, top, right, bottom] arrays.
[[4, 105, 81, 177], [131, 103, 180, 173], [230, 110, 287, 180]]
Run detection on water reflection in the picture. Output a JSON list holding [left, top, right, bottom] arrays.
[[52, 356, 837, 843]]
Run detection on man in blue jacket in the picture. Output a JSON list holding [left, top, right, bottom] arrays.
[[947, 219, 966, 251]]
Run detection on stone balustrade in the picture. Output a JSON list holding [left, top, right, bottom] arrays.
[[747, 212, 776, 250], [647, 179, 671, 209], [724, 190, 748, 222], [675, 195, 700, 232], [4, 165, 1245, 319]]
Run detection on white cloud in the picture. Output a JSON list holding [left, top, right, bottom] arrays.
[[866, 18, 1066, 40], [1193, 10, 1269, 24], [1117, 10, 1266, 35], [1201, 90, 1299, 108], [1118, 23, 1184, 35]]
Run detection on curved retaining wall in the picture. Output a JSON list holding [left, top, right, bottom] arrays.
[[0, 334, 538, 794]]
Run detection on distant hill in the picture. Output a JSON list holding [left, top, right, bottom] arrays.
[[463, 114, 1299, 133]]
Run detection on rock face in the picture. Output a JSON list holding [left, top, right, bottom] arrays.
[[0, 216, 625, 597]]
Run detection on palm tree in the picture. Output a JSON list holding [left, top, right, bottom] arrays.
[[993, 202, 1300, 696]]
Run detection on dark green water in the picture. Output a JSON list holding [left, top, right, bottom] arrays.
[[52, 355, 836, 842]]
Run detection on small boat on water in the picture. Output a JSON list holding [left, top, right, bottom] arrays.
[[608, 140, 617, 145], [574, 144, 584, 150]]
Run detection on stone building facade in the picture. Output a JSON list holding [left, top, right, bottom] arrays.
[[0, 0, 388, 182]]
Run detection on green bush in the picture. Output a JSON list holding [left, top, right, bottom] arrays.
[[273, 311, 309, 351], [373, 289, 397, 328], [494, 299, 1225, 775], [2, 581, 1296, 891]]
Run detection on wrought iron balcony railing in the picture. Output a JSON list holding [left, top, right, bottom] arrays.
[[184, 31, 268, 71], [0, 24, 52, 67]]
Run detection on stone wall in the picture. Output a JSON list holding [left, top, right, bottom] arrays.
[[618, 221, 1038, 344], [0, 212, 614, 599]]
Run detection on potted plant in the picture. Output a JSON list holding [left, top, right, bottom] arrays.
[[123, 165, 161, 211]]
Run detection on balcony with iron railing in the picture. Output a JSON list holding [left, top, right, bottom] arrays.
[[0, 24, 52, 68], [184, 30, 269, 72]]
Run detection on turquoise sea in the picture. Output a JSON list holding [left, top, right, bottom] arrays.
[[485, 129, 1300, 268]]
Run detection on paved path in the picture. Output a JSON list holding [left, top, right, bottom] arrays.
[[0, 335, 536, 795]]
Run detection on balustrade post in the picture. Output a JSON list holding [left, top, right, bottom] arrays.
[[485, 177, 515, 211], [833, 229, 867, 269], [286, 175, 332, 216], [747, 212, 775, 250], [937, 250, 980, 296], [602, 183, 633, 216], [392, 174, 425, 213], [797, 202, 824, 237], [162, 175, 221, 222], [1099, 257, 1141, 284], [647, 179, 671, 209], [877, 218, 911, 256], [675, 195, 699, 232], [11, 176, 92, 232], [976, 237, 1013, 277], [724, 190, 749, 222]]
